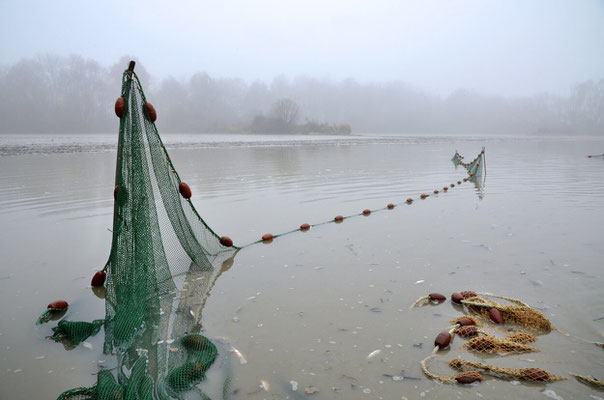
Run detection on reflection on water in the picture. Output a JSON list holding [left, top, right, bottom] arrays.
[[0, 134, 603, 399]]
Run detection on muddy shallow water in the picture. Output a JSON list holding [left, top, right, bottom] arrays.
[[0, 133, 603, 400]]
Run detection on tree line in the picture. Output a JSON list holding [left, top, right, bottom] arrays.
[[0, 54, 602, 135]]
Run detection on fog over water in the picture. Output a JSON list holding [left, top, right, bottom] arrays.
[[1, 1, 603, 135]]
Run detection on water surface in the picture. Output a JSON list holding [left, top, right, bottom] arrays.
[[0, 133, 603, 400]]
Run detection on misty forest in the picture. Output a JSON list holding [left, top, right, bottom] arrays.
[[1, 54, 602, 135]]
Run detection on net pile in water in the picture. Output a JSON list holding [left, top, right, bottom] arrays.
[[418, 291, 569, 386]]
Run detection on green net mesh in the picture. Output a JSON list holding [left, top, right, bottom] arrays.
[[53, 66, 235, 399]]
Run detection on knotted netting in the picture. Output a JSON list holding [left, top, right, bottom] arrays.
[[54, 63, 236, 399]]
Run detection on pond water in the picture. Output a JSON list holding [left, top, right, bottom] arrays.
[[0, 133, 603, 400]]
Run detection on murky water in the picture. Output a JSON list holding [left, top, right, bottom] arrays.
[[0, 134, 603, 400]]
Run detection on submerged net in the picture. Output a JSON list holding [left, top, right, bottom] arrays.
[[53, 65, 235, 399]]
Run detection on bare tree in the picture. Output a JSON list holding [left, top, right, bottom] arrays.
[[270, 98, 299, 126]]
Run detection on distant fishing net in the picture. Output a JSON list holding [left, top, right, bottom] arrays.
[[51, 63, 235, 399], [452, 147, 485, 178]]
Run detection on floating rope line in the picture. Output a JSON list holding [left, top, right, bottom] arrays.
[[237, 171, 479, 249], [570, 373, 604, 388]]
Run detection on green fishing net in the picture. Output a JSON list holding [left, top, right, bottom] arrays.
[[52, 64, 235, 399]]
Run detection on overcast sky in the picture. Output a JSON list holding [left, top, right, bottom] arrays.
[[1, 0, 603, 97]]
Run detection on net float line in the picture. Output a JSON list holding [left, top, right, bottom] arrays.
[[570, 373, 604, 388], [237, 175, 473, 249], [586, 154, 604, 158], [448, 358, 566, 383]]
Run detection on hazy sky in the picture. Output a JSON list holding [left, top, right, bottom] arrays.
[[1, 0, 603, 97]]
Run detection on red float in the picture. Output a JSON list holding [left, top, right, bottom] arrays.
[[457, 325, 479, 338], [457, 317, 475, 326], [262, 233, 273, 241], [457, 181, 461, 184], [420, 193, 428, 199], [460, 291, 477, 299], [387, 203, 395, 209], [429, 293, 446, 302], [334, 215, 344, 222], [455, 371, 483, 384], [145, 102, 157, 122], [219, 236, 233, 247], [434, 331, 451, 349], [362, 209, 371, 215], [463, 178, 467, 182], [179, 182, 192, 199], [91, 270, 106, 287], [48, 300, 68, 310], [406, 198, 413, 204], [451, 292, 463, 304], [489, 307, 505, 324], [434, 190, 439, 194], [114, 97, 125, 118], [300, 223, 310, 231], [450, 184, 455, 187], [443, 187, 448, 191]]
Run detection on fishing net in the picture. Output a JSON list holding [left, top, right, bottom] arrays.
[[463, 335, 538, 354], [50, 63, 235, 399], [452, 148, 485, 178], [460, 294, 553, 332], [448, 359, 566, 383]]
